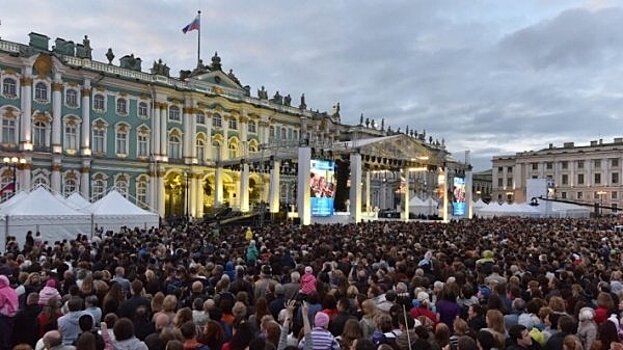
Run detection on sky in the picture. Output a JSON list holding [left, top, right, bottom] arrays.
[[2, 0, 623, 171]]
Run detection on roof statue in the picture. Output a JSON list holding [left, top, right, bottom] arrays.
[[405, 126, 409, 134], [359, 113, 364, 125], [284, 94, 292, 106], [151, 59, 170, 77], [299, 93, 307, 109], [227, 69, 241, 85], [119, 54, 142, 72], [381, 118, 385, 130], [271, 91, 283, 105], [365, 117, 370, 128], [105, 48, 114, 65], [211, 52, 222, 71], [258, 86, 268, 100], [83, 35, 92, 59]]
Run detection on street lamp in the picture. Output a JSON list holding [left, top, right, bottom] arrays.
[[3, 156, 26, 193], [597, 190, 607, 216], [184, 170, 190, 219]]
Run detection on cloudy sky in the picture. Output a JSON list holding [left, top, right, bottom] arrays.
[[2, 0, 623, 170]]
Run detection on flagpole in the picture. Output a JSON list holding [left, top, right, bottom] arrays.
[[197, 10, 201, 67]]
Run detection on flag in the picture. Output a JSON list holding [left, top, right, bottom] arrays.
[[0, 182, 15, 196], [182, 15, 200, 34]]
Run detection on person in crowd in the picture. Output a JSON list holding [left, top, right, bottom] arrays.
[[0, 274, 19, 350]]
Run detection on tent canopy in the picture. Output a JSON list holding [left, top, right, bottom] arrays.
[[65, 192, 91, 210], [2, 187, 89, 218], [83, 190, 156, 216]]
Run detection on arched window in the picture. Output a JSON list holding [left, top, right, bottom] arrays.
[[196, 112, 205, 124], [213, 114, 222, 128], [92, 122, 107, 154], [280, 127, 287, 140], [63, 175, 78, 196], [269, 126, 275, 140], [66, 89, 78, 107], [228, 118, 238, 130], [33, 121, 48, 148], [169, 132, 181, 159], [64, 121, 79, 151], [169, 106, 180, 121], [138, 102, 148, 118], [115, 125, 129, 155], [228, 142, 238, 159], [93, 94, 105, 111], [35, 82, 48, 102], [2, 117, 17, 144], [196, 138, 205, 163], [137, 127, 150, 158], [212, 141, 222, 161], [136, 176, 148, 208], [116, 98, 128, 115], [115, 175, 129, 197], [2, 78, 17, 98], [248, 121, 257, 133], [92, 177, 106, 201]]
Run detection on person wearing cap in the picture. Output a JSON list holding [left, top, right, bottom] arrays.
[[299, 311, 340, 350], [254, 265, 277, 301], [410, 291, 438, 325], [301, 266, 317, 296]]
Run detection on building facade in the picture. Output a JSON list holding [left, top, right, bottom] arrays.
[[0, 32, 452, 218], [472, 169, 492, 201], [492, 138, 623, 211]]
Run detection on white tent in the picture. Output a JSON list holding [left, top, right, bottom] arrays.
[[408, 196, 429, 216], [0, 187, 91, 250], [0, 191, 28, 211], [65, 192, 91, 210], [82, 190, 159, 232]]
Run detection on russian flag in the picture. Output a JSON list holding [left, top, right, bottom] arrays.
[[182, 15, 200, 34]]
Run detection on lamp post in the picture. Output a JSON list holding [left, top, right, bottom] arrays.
[[3, 156, 26, 193], [184, 170, 190, 219]]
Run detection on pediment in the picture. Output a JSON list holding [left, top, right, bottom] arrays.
[[190, 70, 243, 91]]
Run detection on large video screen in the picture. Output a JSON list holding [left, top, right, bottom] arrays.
[[310, 159, 336, 217], [452, 177, 466, 216]]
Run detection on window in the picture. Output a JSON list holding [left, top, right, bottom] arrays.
[[613, 191, 618, 200], [561, 161, 568, 170], [196, 139, 205, 162], [92, 178, 106, 201], [612, 203, 618, 213], [137, 131, 149, 158], [280, 127, 286, 140], [228, 118, 238, 130], [93, 94, 105, 111], [64, 123, 78, 150], [578, 160, 584, 169], [33, 121, 48, 148], [506, 177, 512, 187], [213, 114, 222, 128], [136, 178, 148, 208], [66, 89, 78, 107], [293, 130, 299, 140], [2, 78, 17, 97], [212, 141, 222, 160], [595, 173, 601, 185], [577, 192, 583, 199], [63, 177, 78, 196], [546, 162, 553, 170], [562, 174, 568, 185], [116, 98, 128, 114], [92, 128, 105, 154], [138, 102, 148, 118], [288, 128, 293, 140], [116, 127, 128, 155], [497, 178, 503, 187], [613, 173, 619, 184], [507, 166, 513, 173], [561, 192, 567, 199], [269, 126, 275, 140], [115, 176, 128, 197], [196, 112, 205, 124], [247, 121, 256, 133], [229, 143, 238, 159], [1, 118, 16, 144], [578, 174, 584, 185], [169, 133, 181, 159], [169, 106, 180, 122], [595, 191, 601, 199], [35, 82, 48, 102], [595, 159, 601, 169], [531, 163, 538, 170]]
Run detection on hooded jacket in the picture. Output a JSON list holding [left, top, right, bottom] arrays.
[[301, 272, 317, 295], [113, 336, 149, 350], [39, 279, 61, 306], [0, 275, 18, 317]]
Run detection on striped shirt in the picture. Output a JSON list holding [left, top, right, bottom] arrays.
[[299, 327, 341, 350]]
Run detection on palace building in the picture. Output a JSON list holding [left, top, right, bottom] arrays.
[[0, 32, 455, 218]]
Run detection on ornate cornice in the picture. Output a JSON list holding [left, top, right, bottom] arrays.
[[51, 82, 63, 92], [51, 164, 62, 172], [20, 77, 33, 86], [81, 88, 91, 96]]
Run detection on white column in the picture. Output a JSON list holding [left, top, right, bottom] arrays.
[[269, 160, 281, 213], [152, 103, 161, 156], [183, 106, 192, 161], [196, 174, 204, 217], [403, 169, 410, 221], [240, 164, 249, 212], [157, 171, 165, 217], [51, 160, 61, 192], [160, 104, 168, 158], [80, 162, 90, 199], [52, 78, 62, 153], [80, 82, 91, 155], [148, 168, 156, 210], [297, 147, 312, 225], [215, 167, 224, 207], [20, 75, 33, 151], [350, 153, 362, 223], [222, 117, 230, 161], [365, 171, 371, 213], [21, 163, 31, 191], [442, 167, 449, 222]]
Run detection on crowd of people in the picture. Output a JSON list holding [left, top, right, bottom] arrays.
[[1, 217, 623, 350]]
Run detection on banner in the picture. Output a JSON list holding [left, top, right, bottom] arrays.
[[452, 177, 466, 216]]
